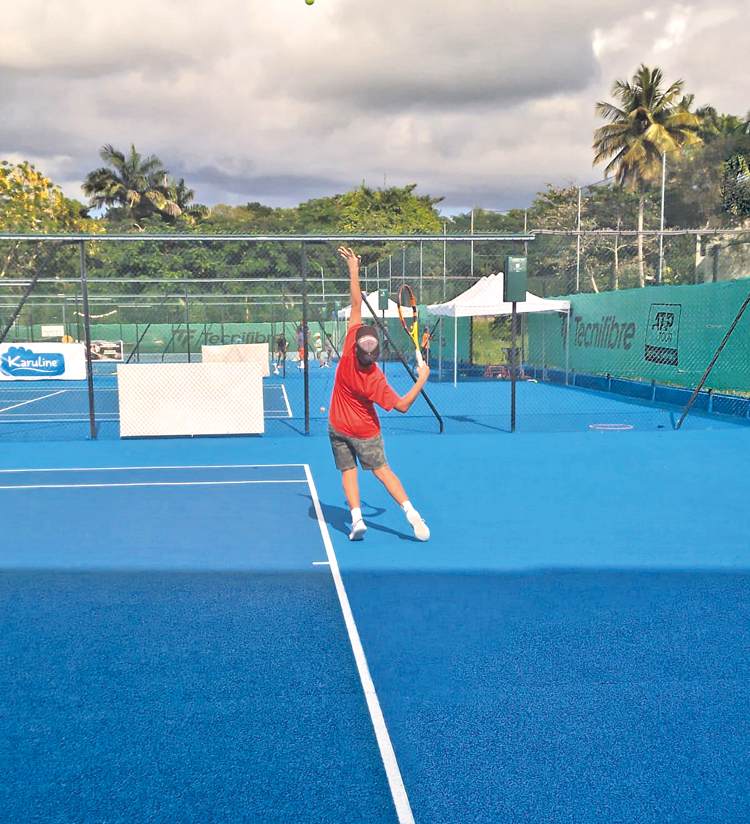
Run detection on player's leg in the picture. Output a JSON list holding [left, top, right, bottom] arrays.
[[342, 468, 366, 541], [341, 467, 360, 510], [371, 464, 429, 541], [371, 464, 407, 505], [329, 426, 367, 541], [354, 430, 429, 542]]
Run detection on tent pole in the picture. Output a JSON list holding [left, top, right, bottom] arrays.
[[453, 314, 458, 387], [565, 310, 571, 385], [438, 316, 443, 382], [511, 302, 517, 432]]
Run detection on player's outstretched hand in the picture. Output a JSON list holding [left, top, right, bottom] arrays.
[[416, 362, 430, 383], [337, 246, 361, 268]]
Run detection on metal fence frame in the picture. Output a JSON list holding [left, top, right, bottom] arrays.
[[0, 232, 534, 439]]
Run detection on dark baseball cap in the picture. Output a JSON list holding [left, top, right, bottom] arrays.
[[355, 325, 380, 366]]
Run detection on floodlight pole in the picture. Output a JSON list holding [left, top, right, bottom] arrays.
[[470, 209, 474, 277], [658, 151, 666, 285]]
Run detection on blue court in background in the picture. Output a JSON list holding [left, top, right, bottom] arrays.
[[1, 427, 749, 823], [3, 360, 750, 442]]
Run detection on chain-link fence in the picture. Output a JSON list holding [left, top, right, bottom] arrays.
[[1, 233, 749, 442], [526, 229, 750, 295]]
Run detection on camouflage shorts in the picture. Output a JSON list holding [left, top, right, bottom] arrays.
[[328, 425, 387, 471]]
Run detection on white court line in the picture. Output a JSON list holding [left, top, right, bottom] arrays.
[[304, 463, 415, 824], [0, 480, 307, 490], [0, 414, 120, 421], [281, 383, 292, 418], [0, 389, 68, 413], [0, 463, 305, 473]]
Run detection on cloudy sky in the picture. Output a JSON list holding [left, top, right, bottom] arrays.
[[1, 0, 748, 215]]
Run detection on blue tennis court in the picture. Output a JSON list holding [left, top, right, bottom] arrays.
[[2, 362, 749, 442], [1, 428, 748, 823]]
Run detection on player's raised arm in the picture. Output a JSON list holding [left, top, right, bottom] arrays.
[[338, 246, 362, 328]]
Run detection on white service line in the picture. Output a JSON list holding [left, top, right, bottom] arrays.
[[0, 479, 307, 490], [303, 463, 415, 824], [0, 389, 68, 413], [281, 383, 293, 418], [0, 463, 306, 473], [0, 414, 120, 421]]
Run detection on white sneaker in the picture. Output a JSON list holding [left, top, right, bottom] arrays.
[[349, 519, 367, 541], [406, 508, 430, 541]]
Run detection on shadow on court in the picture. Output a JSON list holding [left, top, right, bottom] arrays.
[[300, 494, 417, 542]]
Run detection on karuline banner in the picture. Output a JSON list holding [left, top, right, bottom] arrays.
[[0, 342, 87, 381]]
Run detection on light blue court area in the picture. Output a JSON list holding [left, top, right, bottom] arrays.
[[263, 365, 750, 437], [1, 429, 749, 824], [0, 464, 317, 570], [3, 361, 750, 442]]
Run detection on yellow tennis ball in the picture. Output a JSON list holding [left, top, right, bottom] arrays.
[[305, 0, 314, 5], [320, 406, 326, 412]]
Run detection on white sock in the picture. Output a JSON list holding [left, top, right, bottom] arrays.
[[351, 507, 362, 523], [401, 501, 414, 514]]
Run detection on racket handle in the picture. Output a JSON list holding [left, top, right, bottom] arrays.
[[415, 348, 424, 368]]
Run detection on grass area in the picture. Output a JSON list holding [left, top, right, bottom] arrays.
[[471, 317, 511, 364]]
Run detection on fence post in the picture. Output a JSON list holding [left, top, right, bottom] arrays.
[[302, 241, 310, 434], [510, 303, 517, 432], [185, 282, 192, 363], [79, 241, 97, 440]]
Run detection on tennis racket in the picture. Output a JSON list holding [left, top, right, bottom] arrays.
[[397, 284, 423, 367]]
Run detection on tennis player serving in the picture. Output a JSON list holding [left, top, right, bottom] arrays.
[[328, 247, 431, 542]]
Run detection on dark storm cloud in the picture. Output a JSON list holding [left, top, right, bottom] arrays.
[[264, 0, 605, 111], [178, 166, 350, 203]]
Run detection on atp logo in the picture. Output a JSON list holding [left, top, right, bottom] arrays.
[[0, 346, 66, 377], [645, 304, 681, 366]]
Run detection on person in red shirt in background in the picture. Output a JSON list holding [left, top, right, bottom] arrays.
[[328, 246, 431, 542]]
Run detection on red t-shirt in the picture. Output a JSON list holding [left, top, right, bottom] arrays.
[[328, 324, 400, 438]]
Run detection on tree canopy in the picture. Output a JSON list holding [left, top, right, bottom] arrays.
[[0, 161, 93, 233], [82, 144, 207, 228], [592, 64, 702, 191]]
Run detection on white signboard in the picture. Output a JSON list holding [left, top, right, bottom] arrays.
[[118, 362, 265, 437], [0, 342, 87, 381], [41, 325, 65, 338], [201, 343, 270, 375]]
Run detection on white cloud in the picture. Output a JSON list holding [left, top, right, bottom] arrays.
[[653, 7, 691, 52], [0, 0, 747, 214]]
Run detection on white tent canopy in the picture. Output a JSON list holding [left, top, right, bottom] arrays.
[[427, 273, 570, 317], [336, 292, 402, 319], [426, 273, 571, 386]]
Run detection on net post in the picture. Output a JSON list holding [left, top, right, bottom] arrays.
[[79, 241, 97, 440]]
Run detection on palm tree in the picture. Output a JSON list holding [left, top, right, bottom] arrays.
[[593, 65, 702, 286], [82, 144, 181, 224], [167, 177, 209, 223]]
